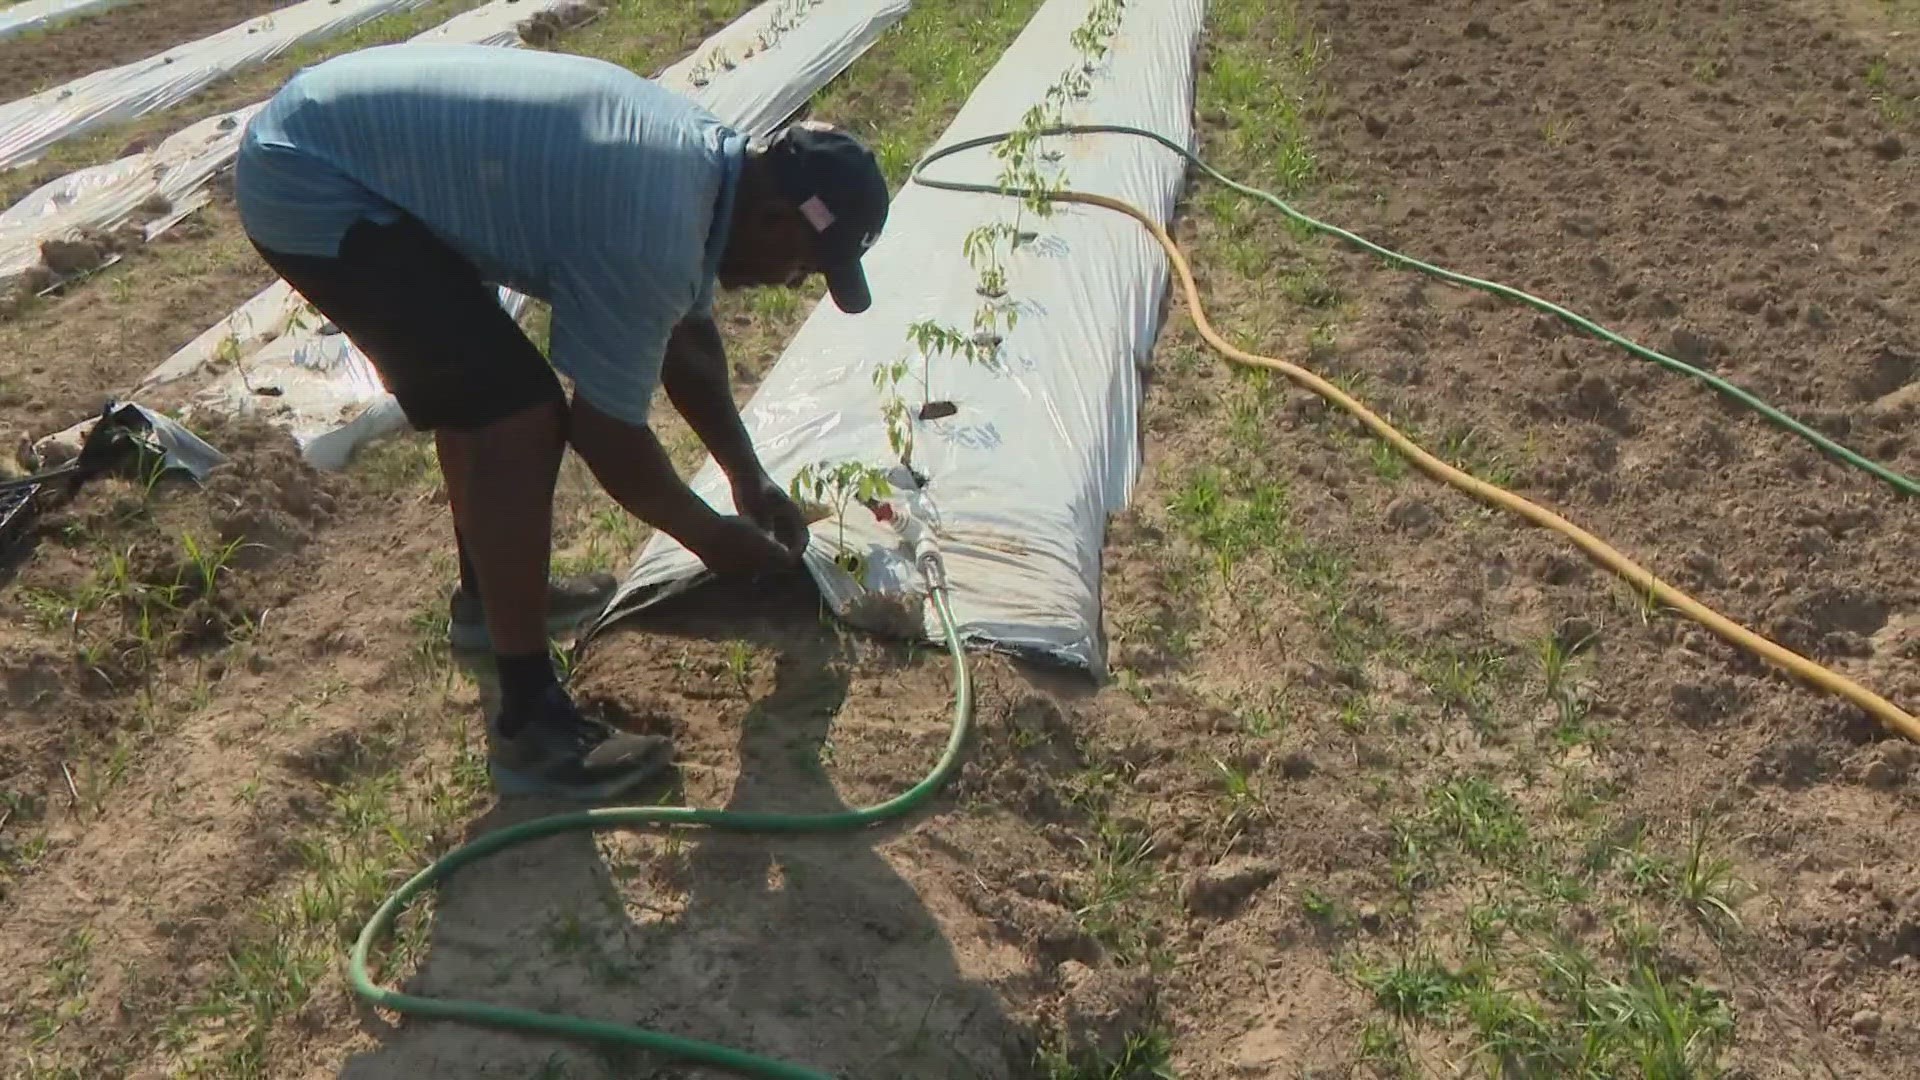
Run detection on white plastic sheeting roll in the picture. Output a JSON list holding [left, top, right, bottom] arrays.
[[0, 0, 433, 172], [170, 0, 911, 470], [0, 104, 263, 290], [0, 0, 607, 296], [595, 0, 1204, 676], [0, 0, 136, 42]]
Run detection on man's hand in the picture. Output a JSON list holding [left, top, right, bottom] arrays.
[[732, 472, 811, 558], [687, 515, 801, 579]]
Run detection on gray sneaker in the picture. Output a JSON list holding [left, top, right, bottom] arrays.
[[487, 685, 672, 801], [448, 571, 618, 652]]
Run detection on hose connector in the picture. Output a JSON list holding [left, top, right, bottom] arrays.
[[867, 496, 949, 592]]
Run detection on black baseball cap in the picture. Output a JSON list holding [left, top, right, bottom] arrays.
[[764, 120, 889, 314]]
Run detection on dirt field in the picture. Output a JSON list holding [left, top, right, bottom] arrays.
[[0, 0, 301, 102], [3, 0, 1918, 1077]]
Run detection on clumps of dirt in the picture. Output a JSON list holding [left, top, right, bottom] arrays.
[[1846, 740, 1917, 791], [949, 691, 1103, 821], [1044, 961, 1159, 1065], [39, 230, 122, 278], [962, 881, 1105, 966], [1182, 856, 1282, 918], [2, 224, 151, 309], [1788, 867, 1920, 968], [14, 415, 333, 676], [1383, 495, 1438, 537], [193, 413, 339, 565], [42, 217, 150, 274], [518, 0, 604, 48], [836, 581, 927, 640], [1766, 586, 1894, 660]]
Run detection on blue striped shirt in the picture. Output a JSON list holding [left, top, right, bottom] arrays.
[[235, 43, 747, 427]]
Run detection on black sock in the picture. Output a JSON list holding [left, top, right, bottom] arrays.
[[496, 650, 557, 730], [455, 528, 480, 599]]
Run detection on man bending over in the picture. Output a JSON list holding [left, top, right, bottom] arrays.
[[234, 43, 890, 801]]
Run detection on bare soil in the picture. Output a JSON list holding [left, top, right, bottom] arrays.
[[0, 201, 277, 430], [0, 0, 301, 103], [2, 0, 1918, 1077], [1098, 0, 1920, 1072]]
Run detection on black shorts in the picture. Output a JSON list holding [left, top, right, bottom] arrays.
[[248, 213, 564, 431]]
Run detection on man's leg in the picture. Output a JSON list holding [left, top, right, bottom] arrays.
[[447, 472, 617, 653], [436, 399, 566, 706], [455, 530, 482, 599]]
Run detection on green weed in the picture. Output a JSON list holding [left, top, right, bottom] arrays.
[[1437, 426, 1525, 488], [1355, 1019, 1415, 1077], [1420, 646, 1506, 726], [1675, 818, 1748, 930], [1238, 696, 1285, 738], [46, 928, 95, 998], [1612, 818, 1748, 930], [1200, 0, 1321, 196], [177, 532, 245, 599], [1366, 438, 1407, 480], [724, 639, 756, 693], [1425, 776, 1529, 862], [1535, 632, 1575, 700], [748, 285, 802, 321], [1279, 263, 1342, 309], [1166, 467, 1287, 578], [1071, 820, 1163, 961], [1213, 756, 1265, 831], [1300, 887, 1353, 931], [1036, 1027, 1176, 1079], [356, 433, 440, 493]]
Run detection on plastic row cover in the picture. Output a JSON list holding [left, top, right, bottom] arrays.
[[0, 0, 134, 42], [592, 0, 1205, 677], [1, 0, 606, 298], [25, 0, 597, 462], [31, 0, 914, 469], [0, 0, 434, 172]]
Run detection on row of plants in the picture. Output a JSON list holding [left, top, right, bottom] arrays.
[[686, 0, 821, 86], [788, 0, 1131, 576]]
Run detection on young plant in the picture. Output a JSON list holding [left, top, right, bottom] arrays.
[[871, 358, 918, 468], [905, 319, 1002, 406], [788, 460, 894, 574], [873, 0, 1131, 481], [962, 222, 1017, 298], [903, 322, 954, 408]]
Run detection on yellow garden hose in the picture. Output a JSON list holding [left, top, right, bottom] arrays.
[[1131, 198, 1920, 742], [910, 129, 1919, 744]]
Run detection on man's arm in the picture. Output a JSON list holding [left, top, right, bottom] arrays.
[[660, 316, 812, 556], [566, 397, 723, 549], [545, 282, 795, 573], [567, 396, 798, 576], [660, 315, 764, 483]]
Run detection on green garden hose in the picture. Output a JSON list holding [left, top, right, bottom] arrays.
[[911, 125, 1919, 499], [911, 126, 1915, 739], [348, 584, 972, 1080], [345, 126, 1916, 1080]]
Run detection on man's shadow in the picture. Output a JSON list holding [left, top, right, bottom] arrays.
[[338, 574, 1023, 1079]]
